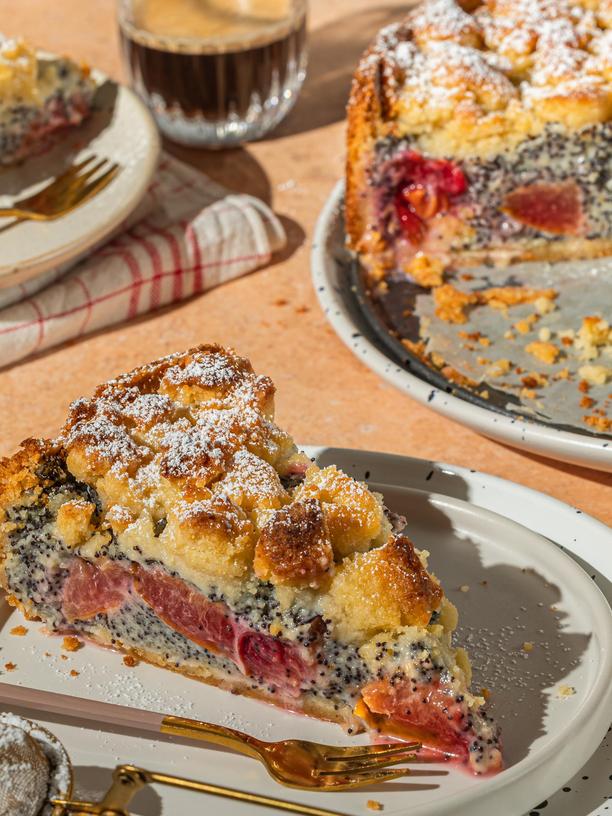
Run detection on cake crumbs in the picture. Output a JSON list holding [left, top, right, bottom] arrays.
[[70, 669, 80, 677], [4, 662, 17, 672], [459, 584, 470, 592], [367, 801, 384, 811], [486, 358, 511, 378], [557, 685, 576, 698], [525, 341, 560, 364], [522, 641, 534, 652], [62, 635, 83, 652], [583, 415, 612, 432], [123, 655, 140, 668], [578, 364, 611, 386], [580, 395, 595, 409], [514, 315, 538, 334], [60, 654, 68, 661], [9, 625, 28, 636]]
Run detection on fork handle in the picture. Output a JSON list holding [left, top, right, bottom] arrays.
[[0, 208, 44, 220], [161, 714, 264, 759]]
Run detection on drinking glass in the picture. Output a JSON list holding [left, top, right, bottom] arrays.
[[118, 0, 308, 148]]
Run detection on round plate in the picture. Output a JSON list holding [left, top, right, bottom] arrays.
[[311, 181, 612, 472], [0, 67, 160, 290], [1, 448, 610, 816]]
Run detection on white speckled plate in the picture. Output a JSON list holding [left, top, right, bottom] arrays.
[[0, 65, 160, 290], [311, 181, 612, 472], [0, 448, 611, 816]]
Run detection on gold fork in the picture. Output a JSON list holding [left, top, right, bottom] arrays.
[[162, 716, 419, 790], [1, 684, 418, 791], [0, 155, 120, 222]]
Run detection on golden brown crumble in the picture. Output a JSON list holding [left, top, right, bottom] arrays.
[[62, 635, 83, 652], [525, 341, 561, 364], [254, 499, 334, 589]]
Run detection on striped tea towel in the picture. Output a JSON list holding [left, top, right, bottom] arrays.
[[0, 154, 286, 367]]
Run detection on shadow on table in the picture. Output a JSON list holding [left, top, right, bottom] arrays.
[[73, 765, 162, 816], [271, 5, 403, 139], [498, 442, 612, 490], [164, 140, 273, 204]]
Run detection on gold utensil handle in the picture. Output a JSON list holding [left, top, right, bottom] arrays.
[[161, 714, 264, 758], [52, 764, 350, 816]]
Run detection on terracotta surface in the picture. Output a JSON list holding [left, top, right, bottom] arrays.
[[0, 0, 610, 524]]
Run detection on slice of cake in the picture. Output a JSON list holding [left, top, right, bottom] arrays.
[[346, 0, 612, 287], [0, 34, 96, 165], [0, 345, 501, 774]]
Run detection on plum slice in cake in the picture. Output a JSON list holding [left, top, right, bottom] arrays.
[[0, 345, 501, 774], [346, 0, 612, 287], [0, 34, 96, 165]]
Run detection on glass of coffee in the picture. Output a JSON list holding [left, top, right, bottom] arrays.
[[118, 0, 308, 148]]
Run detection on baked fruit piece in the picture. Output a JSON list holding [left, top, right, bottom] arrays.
[[0, 345, 501, 774], [0, 34, 96, 165], [346, 0, 612, 287]]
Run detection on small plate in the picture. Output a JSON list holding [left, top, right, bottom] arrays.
[[311, 181, 612, 471], [0, 66, 160, 290], [1, 448, 611, 816]]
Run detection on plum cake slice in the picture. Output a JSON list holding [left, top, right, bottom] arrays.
[[346, 0, 612, 287], [0, 345, 501, 774], [0, 34, 96, 165]]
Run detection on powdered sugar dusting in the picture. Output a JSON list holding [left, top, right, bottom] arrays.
[[355, 0, 611, 127]]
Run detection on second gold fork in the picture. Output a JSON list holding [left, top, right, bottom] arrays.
[[0, 154, 120, 223]]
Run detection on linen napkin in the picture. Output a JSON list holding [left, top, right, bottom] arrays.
[[0, 154, 286, 368]]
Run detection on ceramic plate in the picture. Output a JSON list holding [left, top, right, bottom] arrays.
[[311, 182, 612, 472], [1, 448, 611, 816], [0, 65, 160, 290]]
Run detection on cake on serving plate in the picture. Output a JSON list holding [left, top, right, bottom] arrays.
[[0, 34, 96, 165], [0, 345, 501, 774], [346, 0, 612, 287]]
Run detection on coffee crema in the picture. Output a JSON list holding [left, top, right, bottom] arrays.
[[118, 0, 308, 146]]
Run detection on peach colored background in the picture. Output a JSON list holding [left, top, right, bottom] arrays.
[[0, 0, 610, 524]]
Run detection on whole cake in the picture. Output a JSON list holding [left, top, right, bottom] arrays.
[[0, 345, 501, 773], [0, 34, 96, 165], [346, 0, 612, 287]]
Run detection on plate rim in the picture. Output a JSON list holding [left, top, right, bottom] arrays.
[[311, 181, 612, 472], [0, 66, 161, 287]]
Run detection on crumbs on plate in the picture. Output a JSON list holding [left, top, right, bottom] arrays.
[[4, 662, 17, 672], [123, 655, 140, 668], [557, 685, 576, 698], [9, 625, 28, 636], [367, 801, 384, 811], [62, 635, 83, 652]]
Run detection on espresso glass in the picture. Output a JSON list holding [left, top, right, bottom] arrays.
[[118, 0, 308, 148]]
